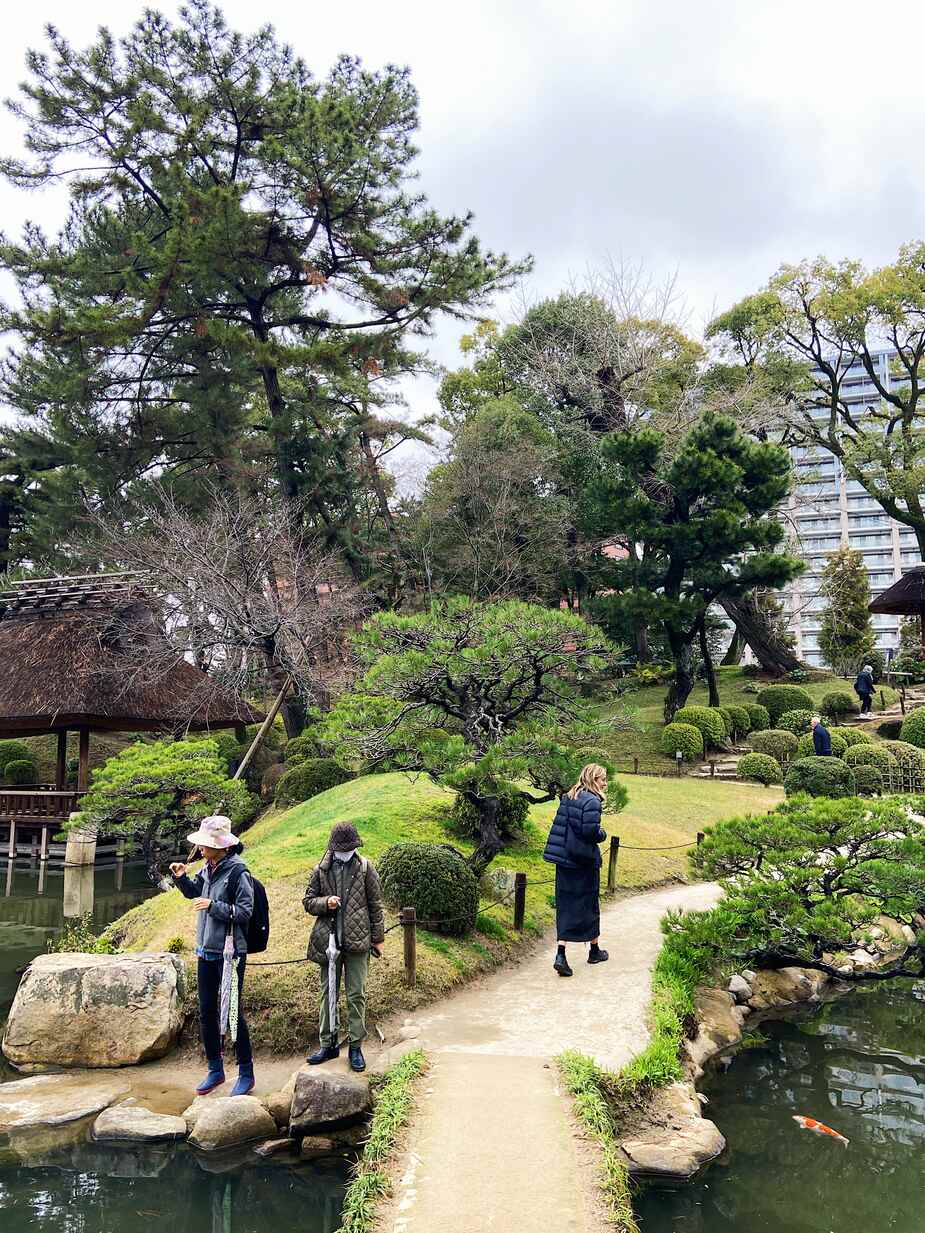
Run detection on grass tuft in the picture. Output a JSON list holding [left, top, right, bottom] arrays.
[[336, 1049, 427, 1233]]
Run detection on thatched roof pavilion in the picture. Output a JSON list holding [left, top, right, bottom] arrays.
[[0, 573, 262, 792], [869, 567, 925, 653]]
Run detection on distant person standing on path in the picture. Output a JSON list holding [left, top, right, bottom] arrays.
[[542, 763, 609, 977], [854, 664, 875, 715], [170, 815, 256, 1097], [810, 715, 832, 756], [303, 822, 385, 1073]]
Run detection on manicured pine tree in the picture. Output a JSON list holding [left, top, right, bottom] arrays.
[[817, 547, 877, 677]]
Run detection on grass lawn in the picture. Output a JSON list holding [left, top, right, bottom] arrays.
[[112, 770, 782, 1053]]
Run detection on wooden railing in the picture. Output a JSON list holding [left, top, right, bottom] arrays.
[[0, 789, 86, 821]]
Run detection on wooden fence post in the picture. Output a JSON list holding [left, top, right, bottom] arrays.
[[633, 756, 639, 775], [513, 872, 527, 931], [401, 906, 417, 989], [710, 760, 716, 778], [607, 836, 621, 892], [696, 831, 704, 846]]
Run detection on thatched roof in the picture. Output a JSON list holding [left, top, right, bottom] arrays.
[[869, 567, 925, 616], [0, 574, 263, 735]]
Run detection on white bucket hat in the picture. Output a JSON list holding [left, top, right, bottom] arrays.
[[186, 814, 239, 849]]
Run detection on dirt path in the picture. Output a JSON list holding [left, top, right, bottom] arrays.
[[385, 881, 721, 1233]]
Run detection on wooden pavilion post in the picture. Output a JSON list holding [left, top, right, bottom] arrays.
[[77, 728, 90, 791], [55, 729, 68, 791], [920, 610, 925, 657]]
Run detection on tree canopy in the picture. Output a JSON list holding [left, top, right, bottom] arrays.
[[817, 547, 876, 677]]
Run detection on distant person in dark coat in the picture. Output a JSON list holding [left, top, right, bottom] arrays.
[[811, 715, 832, 756], [542, 763, 609, 977], [854, 664, 875, 715]]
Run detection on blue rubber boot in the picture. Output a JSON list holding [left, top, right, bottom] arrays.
[[231, 1065, 255, 1097], [196, 1062, 225, 1095]]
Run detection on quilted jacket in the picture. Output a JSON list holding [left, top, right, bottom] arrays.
[[303, 852, 386, 963], [542, 789, 606, 869]]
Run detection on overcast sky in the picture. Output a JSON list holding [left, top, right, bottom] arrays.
[[1, 0, 923, 473]]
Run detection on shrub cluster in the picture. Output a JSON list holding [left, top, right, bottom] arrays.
[[744, 703, 771, 733], [673, 706, 725, 749], [275, 758, 352, 807], [784, 756, 856, 799], [829, 727, 873, 748], [777, 709, 814, 735], [756, 685, 814, 723], [843, 744, 898, 773], [796, 731, 848, 759], [0, 740, 31, 771], [5, 758, 38, 785], [724, 705, 752, 740], [446, 792, 530, 843], [379, 842, 479, 936], [749, 729, 799, 762], [900, 709, 925, 750], [853, 765, 884, 796], [737, 752, 783, 785], [820, 690, 859, 719], [660, 723, 704, 761]]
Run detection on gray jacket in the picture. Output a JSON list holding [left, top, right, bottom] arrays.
[[174, 853, 254, 956]]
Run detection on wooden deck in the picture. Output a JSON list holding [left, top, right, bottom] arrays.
[[0, 789, 87, 861]]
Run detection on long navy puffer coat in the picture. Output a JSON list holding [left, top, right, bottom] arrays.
[[543, 789, 606, 868]]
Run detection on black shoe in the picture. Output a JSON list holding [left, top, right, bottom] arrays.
[[349, 1044, 366, 1072], [307, 1045, 340, 1065], [553, 952, 573, 977], [588, 948, 609, 965]]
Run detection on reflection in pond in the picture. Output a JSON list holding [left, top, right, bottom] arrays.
[[635, 982, 925, 1232]]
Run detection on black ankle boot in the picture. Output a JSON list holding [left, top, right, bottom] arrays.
[[588, 946, 609, 964], [307, 1044, 340, 1065], [349, 1044, 366, 1072], [553, 951, 573, 977]]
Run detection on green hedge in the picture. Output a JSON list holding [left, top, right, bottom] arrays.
[[843, 744, 898, 772], [660, 723, 704, 761], [0, 740, 31, 772], [749, 729, 799, 762], [737, 752, 783, 786], [5, 758, 37, 785], [853, 765, 883, 797], [724, 705, 752, 740], [830, 727, 873, 748], [820, 690, 859, 719], [756, 685, 814, 723], [777, 709, 814, 735], [275, 758, 353, 807], [796, 731, 848, 759], [673, 706, 725, 749], [379, 842, 479, 936], [900, 709, 925, 750], [880, 741, 925, 789], [784, 756, 856, 799], [744, 703, 771, 733]]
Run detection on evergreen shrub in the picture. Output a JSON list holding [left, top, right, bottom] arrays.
[[737, 752, 783, 785], [744, 703, 771, 732], [830, 727, 873, 747], [749, 729, 799, 762], [820, 690, 859, 719], [5, 758, 37, 785], [842, 744, 897, 773], [899, 709, 925, 750], [784, 756, 856, 799], [756, 685, 814, 723], [660, 723, 704, 761], [0, 740, 31, 772], [777, 709, 814, 735], [724, 706, 752, 739], [275, 758, 352, 807], [852, 765, 883, 797], [673, 706, 725, 749], [379, 842, 479, 936]]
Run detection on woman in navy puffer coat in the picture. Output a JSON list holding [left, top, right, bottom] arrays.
[[543, 763, 609, 977]]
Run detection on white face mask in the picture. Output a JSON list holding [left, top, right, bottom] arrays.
[[334, 848, 357, 862]]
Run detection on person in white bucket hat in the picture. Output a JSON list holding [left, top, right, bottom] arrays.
[[170, 814, 256, 1096]]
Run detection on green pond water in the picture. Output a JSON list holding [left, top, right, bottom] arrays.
[[635, 981, 925, 1233], [0, 863, 349, 1232]]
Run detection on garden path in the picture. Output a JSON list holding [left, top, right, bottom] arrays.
[[383, 880, 721, 1233]]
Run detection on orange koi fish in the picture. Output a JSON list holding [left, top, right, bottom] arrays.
[[792, 1115, 849, 1147]]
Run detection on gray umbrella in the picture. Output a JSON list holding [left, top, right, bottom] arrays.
[[326, 927, 339, 1040]]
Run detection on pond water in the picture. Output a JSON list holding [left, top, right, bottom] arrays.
[[0, 863, 349, 1232], [635, 982, 925, 1233]]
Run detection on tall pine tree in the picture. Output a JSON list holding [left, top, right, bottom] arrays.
[[817, 547, 877, 677]]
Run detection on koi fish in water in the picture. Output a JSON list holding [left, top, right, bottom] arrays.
[[792, 1115, 849, 1147]]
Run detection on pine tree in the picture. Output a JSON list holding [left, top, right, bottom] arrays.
[[817, 547, 877, 677]]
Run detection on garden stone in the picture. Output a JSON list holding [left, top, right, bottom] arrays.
[[2, 953, 186, 1069], [254, 1137, 296, 1158], [728, 974, 752, 1002], [0, 1072, 131, 1131], [187, 1096, 277, 1151], [741, 970, 757, 982], [370, 1039, 422, 1074], [290, 1070, 372, 1134], [92, 1104, 187, 1143], [746, 967, 828, 1011], [902, 925, 918, 946], [622, 1118, 725, 1180], [300, 1134, 337, 1159], [264, 1070, 299, 1129]]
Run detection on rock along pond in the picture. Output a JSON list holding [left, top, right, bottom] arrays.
[[0, 864, 348, 1233], [635, 979, 925, 1233]]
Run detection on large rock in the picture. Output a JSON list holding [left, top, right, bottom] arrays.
[[746, 966, 829, 1011], [290, 1069, 372, 1135], [622, 1118, 726, 1180], [264, 1069, 300, 1130], [0, 1072, 131, 1164], [187, 1096, 277, 1152], [2, 952, 186, 1070], [92, 1104, 187, 1143]]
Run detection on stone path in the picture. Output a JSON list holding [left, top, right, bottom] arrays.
[[385, 881, 721, 1233]]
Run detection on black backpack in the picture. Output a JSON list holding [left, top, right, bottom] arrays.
[[225, 865, 270, 954]]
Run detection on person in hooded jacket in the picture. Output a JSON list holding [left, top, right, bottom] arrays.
[[854, 664, 875, 715], [542, 763, 609, 977]]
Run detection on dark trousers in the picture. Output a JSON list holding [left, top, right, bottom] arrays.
[[197, 956, 252, 1070], [860, 693, 873, 714]]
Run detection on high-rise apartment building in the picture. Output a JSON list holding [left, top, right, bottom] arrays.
[[784, 348, 923, 666]]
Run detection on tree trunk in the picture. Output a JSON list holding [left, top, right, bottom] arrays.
[[698, 617, 720, 707], [720, 593, 804, 675], [635, 624, 650, 663], [721, 627, 744, 666], [467, 796, 507, 875], [664, 633, 695, 722]]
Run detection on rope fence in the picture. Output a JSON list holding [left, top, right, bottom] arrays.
[[247, 832, 703, 986]]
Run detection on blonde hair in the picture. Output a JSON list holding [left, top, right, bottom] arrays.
[[567, 763, 608, 802]]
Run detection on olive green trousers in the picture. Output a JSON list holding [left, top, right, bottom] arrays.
[[318, 951, 370, 1046]]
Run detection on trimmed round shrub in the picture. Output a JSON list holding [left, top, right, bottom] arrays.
[[784, 756, 856, 799], [724, 706, 752, 740], [796, 731, 847, 759], [674, 706, 726, 749], [0, 740, 32, 772], [830, 727, 873, 747], [878, 719, 904, 740], [744, 703, 771, 733], [379, 842, 479, 936], [712, 707, 733, 737], [842, 745, 897, 780], [820, 690, 860, 720], [756, 685, 815, 723], [447, 792, 530, 843], [275, 758, 352, 807], [749, 729, 799, 762], [284, 732, 323, 764], [777, 709, 814, 735], [899, 709, 925, 750], [737, 752, 783, 785], [853, 765, 884, 797], [660, 723, 704, 761], [5, 758, 37, 785], [880, 740, 925, 790]]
